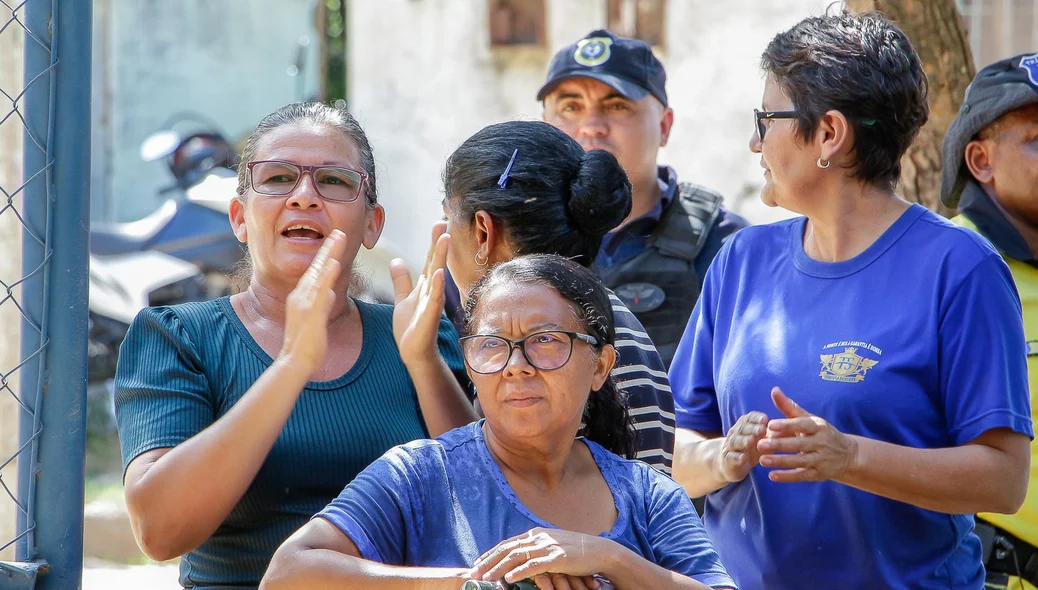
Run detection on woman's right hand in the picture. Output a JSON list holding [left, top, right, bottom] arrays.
[[278, 230, 348, 374], [391, 221, 450, 368], [716, 411, 770, 484]]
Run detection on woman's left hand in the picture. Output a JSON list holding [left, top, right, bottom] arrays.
[[757, 387, 859, 483], [471, 528, 611, 589], [391, 221, 450, 367]]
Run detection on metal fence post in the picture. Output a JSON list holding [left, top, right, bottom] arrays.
[[13, 0, 92, 588]]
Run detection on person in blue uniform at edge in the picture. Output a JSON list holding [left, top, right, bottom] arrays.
[[398, 120, 676, 474], [668, 11, 1032, 590], [443, 29, 749, 370], [940, 53, 1038, 590], [261, 255, 736, 590], [113, 102, 471, 590]]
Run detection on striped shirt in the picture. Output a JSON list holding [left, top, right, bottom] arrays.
[[608, 292, 675, 473]]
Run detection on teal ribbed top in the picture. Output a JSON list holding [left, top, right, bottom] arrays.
[[114, 297, 466, 589]]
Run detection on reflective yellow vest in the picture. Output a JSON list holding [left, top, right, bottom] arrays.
[[953, 214, 1038, 549]]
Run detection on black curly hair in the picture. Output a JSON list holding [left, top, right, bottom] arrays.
[[464, 254, 637, 459], [443, 121, 632, 268]]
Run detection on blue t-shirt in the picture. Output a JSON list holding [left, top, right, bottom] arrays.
[[316, 421, 735, 588], [670, 204, 1033, 589]]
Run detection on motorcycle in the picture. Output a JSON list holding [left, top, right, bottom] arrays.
[[87, 251, 207, 383], [90, 113, 243, 298]]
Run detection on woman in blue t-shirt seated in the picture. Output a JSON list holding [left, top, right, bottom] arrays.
[[397, 119, 676, 474], [261, 255, 735, 590], [669, 11, 1032, 590], [114, 102, 469, 589]]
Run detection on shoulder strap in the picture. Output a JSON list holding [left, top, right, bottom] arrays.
[[648, 182, 724, 262]]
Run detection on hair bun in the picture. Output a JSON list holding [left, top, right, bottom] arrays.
[[567, 150, 633, 237]]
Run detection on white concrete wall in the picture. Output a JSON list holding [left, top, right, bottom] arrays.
[[92, 0, 322, 222], [0, 10, 23, 562], [348, 0, 832, 268]]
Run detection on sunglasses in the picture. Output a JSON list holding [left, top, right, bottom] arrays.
[[754, 109, 799, 142], [246, 160, 367, 203], [753, 109, 878, 142]]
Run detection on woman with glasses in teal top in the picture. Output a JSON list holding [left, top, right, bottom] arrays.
[[114, 102, 469, 590]]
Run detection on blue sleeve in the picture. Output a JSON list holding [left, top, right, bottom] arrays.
[[940, 254, 1033, 444], [314, 445, 426, 565], [670, 241, 729, 433], [436, 314, 472, 400], [114, 306, 214, 472], [645, 469, 736, 588]]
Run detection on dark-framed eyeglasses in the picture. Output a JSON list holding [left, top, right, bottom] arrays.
[[754, 108, 799, 142], [459, 330, 600, 375], [753, 109, 877, 143], [246, 159, 367, 203]]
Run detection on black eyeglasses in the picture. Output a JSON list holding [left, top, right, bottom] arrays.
[[246, 160, 367, 203], [459, 330, 599, 375], [754, 109, 877, 142], [754, 109, 799, 142]]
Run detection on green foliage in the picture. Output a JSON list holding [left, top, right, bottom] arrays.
[[324, 0, 347, 102]]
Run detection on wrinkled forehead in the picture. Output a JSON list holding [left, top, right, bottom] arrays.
[[1000, 104, 1038, 129], [546, 77, 632, 103], [761, 75, 795, 109], [472, 281, 582, 334], [253, 122, 361, 166]]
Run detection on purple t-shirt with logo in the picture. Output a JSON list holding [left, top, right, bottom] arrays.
[[670, 204, 1032, 589]]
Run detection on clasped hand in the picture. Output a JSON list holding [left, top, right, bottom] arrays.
[[469, 528, 612, 590], [718, 387, 859, 484]]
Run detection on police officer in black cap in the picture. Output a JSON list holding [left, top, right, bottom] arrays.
[[943, 52, 1038, 590], [538, 30, 749, 368]]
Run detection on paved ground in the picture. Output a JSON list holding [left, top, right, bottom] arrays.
[[83, 559, 180, 590]]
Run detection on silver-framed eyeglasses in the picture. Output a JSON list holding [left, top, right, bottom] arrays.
[[459, 330, 599, 375], [246, 159, 367, 203]]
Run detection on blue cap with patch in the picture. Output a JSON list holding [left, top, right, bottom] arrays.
[[537, 29, 668, 107], [941, 52, 1038, 208]]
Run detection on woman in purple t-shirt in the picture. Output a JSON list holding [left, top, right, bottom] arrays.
[[261, 256, 734, 590]]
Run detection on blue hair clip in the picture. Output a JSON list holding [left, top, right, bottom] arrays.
[[497, 149, 518, 189]]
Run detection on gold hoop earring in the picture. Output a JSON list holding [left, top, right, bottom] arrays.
[[474, 251, 489, 267], [817, 158, 831, 169]]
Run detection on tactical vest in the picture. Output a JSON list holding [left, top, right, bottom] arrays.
[[596, 183, 723, 368]]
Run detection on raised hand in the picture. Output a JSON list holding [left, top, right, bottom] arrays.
[[391, 221, 450, 367], [757, 386, 859, 483], [278, 230, 348, 375], [716, 410, 770, 484]]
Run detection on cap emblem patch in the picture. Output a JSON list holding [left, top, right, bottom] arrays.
[[1019, 53, 1038, 87], [575, 37, 613, 67]]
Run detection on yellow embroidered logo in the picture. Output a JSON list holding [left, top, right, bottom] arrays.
[[819, 346, 880, 383]]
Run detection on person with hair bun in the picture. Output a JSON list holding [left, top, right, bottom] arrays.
[[262, 254, 734, 590], [412, 119, 676, 473]]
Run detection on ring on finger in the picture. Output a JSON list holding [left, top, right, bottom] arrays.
[[524, 549, 531, 561]]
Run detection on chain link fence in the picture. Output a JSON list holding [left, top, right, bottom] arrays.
[[0, 1, 92, 589]]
